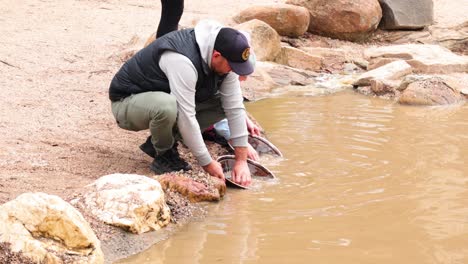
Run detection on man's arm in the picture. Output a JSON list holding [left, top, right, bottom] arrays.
[[159, 51, 224, 179], [219, 73, 252, 185]]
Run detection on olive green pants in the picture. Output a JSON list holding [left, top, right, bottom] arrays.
[[111, 91, 225, 153]]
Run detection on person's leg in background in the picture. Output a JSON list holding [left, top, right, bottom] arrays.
[[156, 0, 184, 38]]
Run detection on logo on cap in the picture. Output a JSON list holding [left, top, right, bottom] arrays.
[[242, 48, 250, 61]]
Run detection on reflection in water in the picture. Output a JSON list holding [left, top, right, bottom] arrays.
[[119, 90, 468, 264]]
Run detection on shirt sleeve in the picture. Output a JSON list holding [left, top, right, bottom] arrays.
[[159, 51, 213, 166], [219, 72, 249, 147]]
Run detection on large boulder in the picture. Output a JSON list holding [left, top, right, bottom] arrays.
[[287, 0, 382, 42], [398, 76, 465, 105], [378, 0, 434, 29], [233, 4, 310, 37], [0, 193, 104, 264], [83, 174, 171, 234], [365, 44, 468, 73], [235, 19, 282, 61]]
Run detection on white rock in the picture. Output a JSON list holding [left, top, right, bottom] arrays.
[[84, 174, 171, 234], [0, 192, 104, 264], [354, 60, 413, 86], [365, 44, 468, 73]]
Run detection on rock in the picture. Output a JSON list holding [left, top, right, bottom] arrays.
[[399, 74, 467, 93], [274, 45, 322, 71], [398, 74, 429, 91], [369, 22, 467, 55], [259, 61, 318, 86], [300, 46, 366, 72], [287, 0, 382, 42], [367, 57, 400, 70], [241, 65, 277, 101], [398, 77, 465, 105], [233, 4, 310, 37], [354, 60, 413, 86], [235, 19, 282, 61], [241, 61, 320, 99], [351, 58, 369, 70], [365, 44, 468, 73], [158, 173, 226, 203], [342, 63, 361, 74], [378, 0, 434, 29], [355, 85, 373, 96], [429, 22, 468, 55], [300, 47, 348, 59], [83, 174, 171, 234], [0, 192, 103, 264], [370, 79, 400, 96]]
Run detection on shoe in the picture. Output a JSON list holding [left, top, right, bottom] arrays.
[[150, 143, 192, 174], [202, 128, 229, 147], [139, 136, 156, 158]]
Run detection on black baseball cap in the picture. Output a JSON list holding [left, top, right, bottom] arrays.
[[214, 28, 254, 76]]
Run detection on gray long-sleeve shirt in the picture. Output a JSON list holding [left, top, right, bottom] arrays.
[[159, 51, 248, 166]]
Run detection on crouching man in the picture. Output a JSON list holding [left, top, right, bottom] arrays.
[[108, 19, 254, 186]]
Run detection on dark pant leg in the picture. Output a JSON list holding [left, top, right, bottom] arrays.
[[157, 0, 184, 38], [195, 96, 226, 132], [172, 96, 226, 143]]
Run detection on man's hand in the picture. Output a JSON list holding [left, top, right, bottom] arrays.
[[246, 117, 261, 137], [232, 147, 252, 186], [247, 143, 259, 161], [202, 160, 225, 180]]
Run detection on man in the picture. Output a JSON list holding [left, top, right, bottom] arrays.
[[109, 20, 253, 186]]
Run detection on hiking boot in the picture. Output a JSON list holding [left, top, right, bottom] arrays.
[[139, 136, 156, 158], [150, 143, 192, 174], [202, 127, 229, 147]]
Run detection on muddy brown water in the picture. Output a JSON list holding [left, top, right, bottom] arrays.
[[118, 90, 468, 264]]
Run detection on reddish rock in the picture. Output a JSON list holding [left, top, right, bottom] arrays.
[[370, 79, 400, 97], [234, 4, 310, 37], [398, 77, 465, 105], [158, 174, 226, 203]]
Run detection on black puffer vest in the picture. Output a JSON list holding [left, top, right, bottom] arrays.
[[109, 29, 225, 102]]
